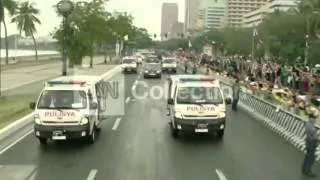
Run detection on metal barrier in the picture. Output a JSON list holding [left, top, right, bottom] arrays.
[[219, 80, 320, 161]]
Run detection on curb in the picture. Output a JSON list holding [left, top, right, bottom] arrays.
[[0, 65, 121, 147]]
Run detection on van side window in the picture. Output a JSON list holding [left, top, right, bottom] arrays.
[[168, 80, 172, 99], [173, 85, 178, 101]]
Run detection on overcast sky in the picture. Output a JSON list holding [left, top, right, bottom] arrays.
[[2, 0, 185, 39]]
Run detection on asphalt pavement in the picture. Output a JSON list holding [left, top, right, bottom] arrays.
[[0, 66, 319, 180]]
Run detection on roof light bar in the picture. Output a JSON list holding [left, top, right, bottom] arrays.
[[179, 76, 215, 82], [46, 80, 86, 85]]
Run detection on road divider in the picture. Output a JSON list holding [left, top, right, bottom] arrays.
[[0, 65, 121, 154]]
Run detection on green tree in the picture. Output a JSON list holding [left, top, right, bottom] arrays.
[[259, 11, 305, 63], [11, 1, 41, 60], [131, 27, 153, 49], [51, 1, 141, 67], [1, 0, 17, 64]]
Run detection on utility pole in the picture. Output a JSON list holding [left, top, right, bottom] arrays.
[[0, 0, 4, 97]]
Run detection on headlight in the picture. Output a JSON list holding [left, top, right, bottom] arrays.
[[34, 118, 41, 124], [219, 112, 226, 118], [144, 70, 148, 73], [80, 117, 89, 125], [174, 111, 183, 119], [157, 70, 161, 73]]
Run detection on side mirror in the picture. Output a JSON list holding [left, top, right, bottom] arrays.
[[29, 102, 36, 110], [90, 102, 98, 109], [225, 97, 232, 105], [167, 98, 174, 105]]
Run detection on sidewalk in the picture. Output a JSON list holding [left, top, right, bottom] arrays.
[[0, 56, 109, 92]]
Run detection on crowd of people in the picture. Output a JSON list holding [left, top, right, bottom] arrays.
[[177, 51, 320, 116]]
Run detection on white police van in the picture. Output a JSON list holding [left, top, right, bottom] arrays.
[[29, 76, 107, 145], [162, 57, 177, 73], [166, 75, 231, 138], [121, 56, 137, 73]]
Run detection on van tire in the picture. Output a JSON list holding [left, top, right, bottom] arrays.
[[38, 138, 47, 145], [171, 129, 178, 138], [96, 126, 101, 132], [170, 123, 178, 138], [217, 129, 224, 139], [87, 127, 96, 144]]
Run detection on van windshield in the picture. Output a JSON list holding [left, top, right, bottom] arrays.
[[176, 87, 223, 104], [163, 59, 175, 63], [123, 59, 135, 63], [37, 90, 87, 109]]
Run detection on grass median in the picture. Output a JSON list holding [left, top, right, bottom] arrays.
[[2, 58, 60, 71], [0, 94, 38, 129]]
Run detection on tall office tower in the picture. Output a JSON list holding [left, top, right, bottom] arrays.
[[170, 22, 184, 39], [161, 3, 178, 40], [200, 0, 228, 29], [185, 0, 201, 34], [242, 0, 297, 27], [227, 0, 268, 27]]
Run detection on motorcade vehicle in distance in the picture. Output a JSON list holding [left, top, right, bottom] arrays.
[[121, 56, 137, 73], [162, 57, 177, 73], [29, 76, 108, 145], [143, 62, 162, 78], [166, 75, 231, 139]]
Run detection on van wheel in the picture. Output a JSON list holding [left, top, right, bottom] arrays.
[[87, 127, 96, 144], [171, 128, 178, 138], [170, 123, 178, 138], [38, 138, 47, 145], [217, 129, 224, 139]]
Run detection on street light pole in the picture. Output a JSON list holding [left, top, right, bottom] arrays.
[[0, 0, 4, 97], [62, 16, 67, 75], [57, 0, 74, 76]]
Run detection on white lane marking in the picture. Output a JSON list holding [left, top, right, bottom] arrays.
[[0, 129, 33, 155], [215, 169, 227, 180], [112, 118, 121, 131], [125, 97, 131, 103], [131, 85, 136, 91], [131, 79, 138, 91], [86, 169, 98, 180]]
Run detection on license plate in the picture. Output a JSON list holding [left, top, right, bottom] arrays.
[[149, 73, 155, 75], [53, 130, 63, 135], [197, 124, 208, 128], [195, 129, 208, 133], [52, 136, 66, 140]]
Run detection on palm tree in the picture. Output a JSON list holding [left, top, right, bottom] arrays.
[[1, 0, 18, 64], [11, 1, 40, 60]]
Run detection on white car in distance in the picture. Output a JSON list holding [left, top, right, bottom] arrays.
[[162, 57, 177, 73], [121, 56, 137, 73]]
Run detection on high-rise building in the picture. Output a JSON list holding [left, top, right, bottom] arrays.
[[227, 0, 268, 27], [161, 3, 178, 40], [242, 0, 297, 27], [200, 0, 227, 29], [185, 0, 201, 34], [170, 22, 184, 39]]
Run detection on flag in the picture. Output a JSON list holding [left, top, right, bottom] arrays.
[[188, 40, 192, 48], [253, 28, 263, 47], [123, 35, 129, 41]]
